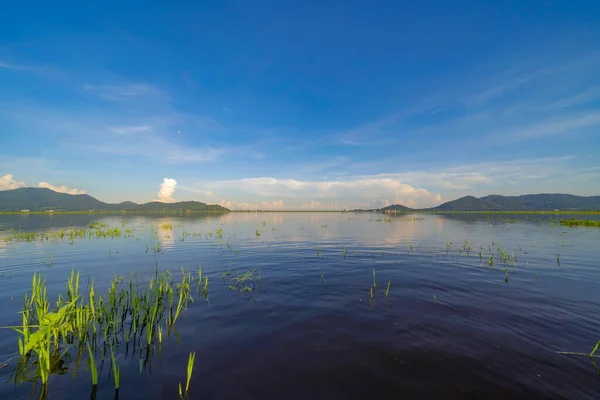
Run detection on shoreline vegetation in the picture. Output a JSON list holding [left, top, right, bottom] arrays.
[[2, 210, 600, 215]]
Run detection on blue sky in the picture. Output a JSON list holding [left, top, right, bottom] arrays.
[[1, 1, 599, 209]]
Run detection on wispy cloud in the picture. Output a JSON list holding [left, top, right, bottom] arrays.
[[542, 86, 600, 110], [109, 125, 152, 135], [83, 83, 165, 101], [494, 111, 600, 141], [331, 53, 600, 148], [177, 185, 215, 198], [87, 139, 224, 163], [0, 61, 32, 71]]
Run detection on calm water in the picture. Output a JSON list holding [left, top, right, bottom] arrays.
[[1, 212, 600, 399]]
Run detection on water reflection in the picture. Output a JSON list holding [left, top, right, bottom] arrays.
[[1, 212, 600, 399]]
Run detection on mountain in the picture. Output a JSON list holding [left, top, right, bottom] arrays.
[[481, 194, 600, 211], [0, 188, 229, 212], [373, 193, 600, 212], [380, 204, 414, 212], [428, 194, 600, 212], [430, 196, 498, 211]]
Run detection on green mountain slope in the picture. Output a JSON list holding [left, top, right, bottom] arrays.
[[0, 188, 228, 212], [0, 188, 108, 211], [429, 196, 496, 211], [431, 194, 600, 211], [481, 194, 600, 211]]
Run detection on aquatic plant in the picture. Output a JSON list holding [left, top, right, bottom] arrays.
[[110, 343, 120, 390], [560, 219, 600, 228], [228, 269, 258, 298], [5, 266, 199, 395], [178, 351, 196, 399], [372, 269, 376, 290]]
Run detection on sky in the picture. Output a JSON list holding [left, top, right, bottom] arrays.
[[1, 1, 599, 210]]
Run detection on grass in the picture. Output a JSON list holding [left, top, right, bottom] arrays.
[[4, 265, 200, 397], [560, 219, 600, 227], [87, 343, 97, 386]]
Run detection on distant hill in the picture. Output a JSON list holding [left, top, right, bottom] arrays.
[[0, 188, 228, 212], [428, 194, 600, 212], [430, 195, 497, 211], [380, 204, 414, 212], [370, 193, 600, 212]]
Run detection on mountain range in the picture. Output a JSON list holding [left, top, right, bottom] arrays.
[[0, 188, 598, 212], [0, 188, 228, 212], [380, 194, 600, 212]]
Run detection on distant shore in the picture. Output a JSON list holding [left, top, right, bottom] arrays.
[[1, 210, 599, 215]]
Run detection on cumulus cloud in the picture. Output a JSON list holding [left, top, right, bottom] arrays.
[[155, 178, 177, 203], [1, 174, 87, 194], [219, 200, 260, 210], [0, 174, 27, 190], [299, 201, 340, 210], [38, 182, 87, 195], [203, 176, 442, 209]]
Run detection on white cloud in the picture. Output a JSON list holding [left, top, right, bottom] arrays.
[[154, 178, 177, 203], [0, 174, 27, 190], [203, 176, 442, 209], [298, 201, 339, 210], [219, 200, 260, 210], [261, 200, 284, 209], [109, 125, 152, 135], [0, 174, 87, 194], [38, 182, 87, 195]]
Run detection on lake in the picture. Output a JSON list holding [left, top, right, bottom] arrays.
[[1, 212, 599, 399]]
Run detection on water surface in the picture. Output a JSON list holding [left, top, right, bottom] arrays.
[[1, 212, 599, 399]]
